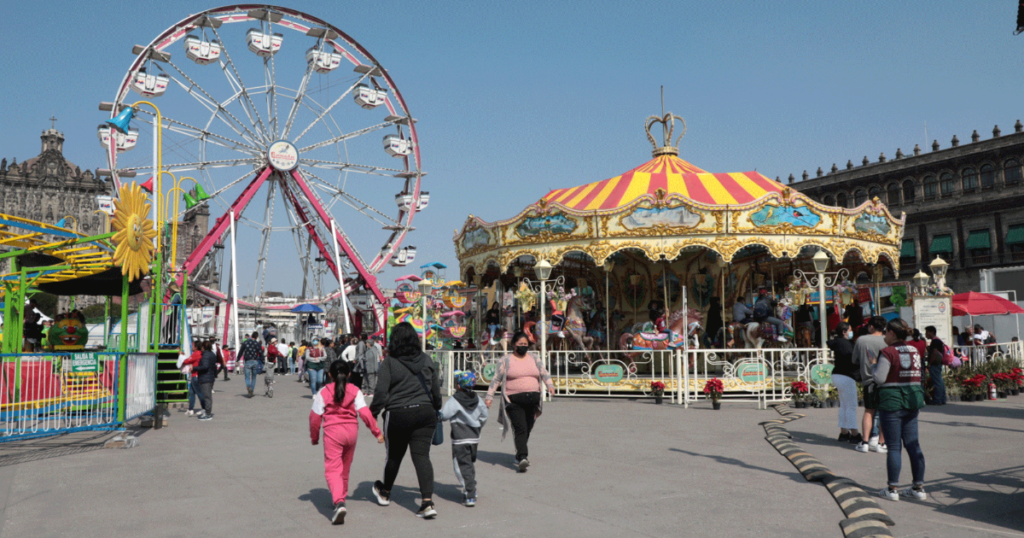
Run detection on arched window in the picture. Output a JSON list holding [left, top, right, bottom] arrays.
[[886, 183, 900, 206], [835, 192, 848, 208], [1005, 159, 1022, 186], [962, 167, 978, 191], [823, 195, 835, 206], [868, 185, 882, 201], [923, 176, 938, 199], [980, 164, 996, 189], [902, 180, 915, 203], [940, 172, 955, 196], [854, 189, 868, 206]]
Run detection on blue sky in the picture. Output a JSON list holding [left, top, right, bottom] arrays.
[[1, 1, 1022, 297]]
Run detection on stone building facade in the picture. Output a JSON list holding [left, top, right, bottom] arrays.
[[0, 127, 213, 304], [791, 121, 1024, 298]]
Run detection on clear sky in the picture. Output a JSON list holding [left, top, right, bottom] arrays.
[[1, 1, 1022, 297]]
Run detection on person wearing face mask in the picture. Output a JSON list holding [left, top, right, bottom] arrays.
[[828, 322, 861, 444], [485, 331, 555, 472]]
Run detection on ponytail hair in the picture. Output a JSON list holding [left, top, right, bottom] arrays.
[[329, 360, 352, 405]]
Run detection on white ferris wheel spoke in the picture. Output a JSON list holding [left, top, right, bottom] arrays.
[[304, 172, 399, 226], [211, 24, 273, 145], [159, 60, 265, 149], [298, 158, 406, 177], [264, 55, 278, 138], [297, 120, 398, 153], [252, 179, 278, 300], [281, 62, 316, 141], [291, 72, 371, 144], [121, 158, 261, 174], [133, 111, 261, 155]]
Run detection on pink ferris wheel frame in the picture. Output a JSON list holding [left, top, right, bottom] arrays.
[[104, 5, 425, 326]]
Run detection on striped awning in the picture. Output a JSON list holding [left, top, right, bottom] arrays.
[[540, 155, 785, 211]]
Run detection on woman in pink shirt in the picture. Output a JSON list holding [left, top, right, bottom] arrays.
[[485, 331, 555, 473]]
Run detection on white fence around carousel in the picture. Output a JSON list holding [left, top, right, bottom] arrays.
[[430, 340, 1024, 407]]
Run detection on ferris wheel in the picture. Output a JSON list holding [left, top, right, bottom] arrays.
[[100, 5, 426, 329]]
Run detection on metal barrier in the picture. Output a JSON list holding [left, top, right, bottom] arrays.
[[680, 347, 830, 408], [0, 352, 157, 441], [954, 341, 1024, 367], [549, 349, 678, 402]]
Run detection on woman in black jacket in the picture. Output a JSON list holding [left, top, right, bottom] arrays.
[[369, 322, 441, 519], [195, 341, 219, 420], [827, 322, 860, 443]]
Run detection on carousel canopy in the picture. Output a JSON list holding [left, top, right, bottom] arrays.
[[540, 155, 784, 211], [454, 112, 905, 281]]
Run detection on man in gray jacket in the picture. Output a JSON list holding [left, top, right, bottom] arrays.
[[851, 316, 888, 453], [361, 336, 382, 396]]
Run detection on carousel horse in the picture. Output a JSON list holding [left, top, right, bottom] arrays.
[[620, 306, 703, 367], [739, 301, 797, 349], [545, 295, 595, 352], [477, 327, 508, 353]]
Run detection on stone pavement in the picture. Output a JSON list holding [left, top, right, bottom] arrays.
[[0, 376, 1021, 538]]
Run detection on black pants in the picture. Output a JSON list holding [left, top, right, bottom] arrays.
[[198, 381, 214, 414], [506, 392, 540, 462], [452, 443, 478, 495], [382, 405, 436, 499]]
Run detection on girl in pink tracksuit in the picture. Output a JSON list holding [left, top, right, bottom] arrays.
[[310, 360, 383, 525]]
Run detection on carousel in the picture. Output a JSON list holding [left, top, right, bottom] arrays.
[[453, 112, 905, 396]]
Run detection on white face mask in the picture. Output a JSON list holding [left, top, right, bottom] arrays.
[[846, 331, 854, 339]]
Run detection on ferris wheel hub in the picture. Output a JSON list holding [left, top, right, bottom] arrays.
[[267, 140, 299, 171]]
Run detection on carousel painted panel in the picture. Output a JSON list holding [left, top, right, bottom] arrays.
[[732, 201, 833, 236], [460, 226, 492, 255], [508, 211, 584, 243]]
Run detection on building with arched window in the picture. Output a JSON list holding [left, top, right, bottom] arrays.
[[790, 120, 1024, 295]]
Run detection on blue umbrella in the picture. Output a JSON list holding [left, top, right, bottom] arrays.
[[291, 304, 324, 313]]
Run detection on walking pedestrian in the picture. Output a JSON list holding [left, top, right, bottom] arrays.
[[310, 360, 384, 524], [485, 331, 555, 473], [363, 336, 382, 396], [239, 332, 265, 398], [441, 371, 488, 507], [221, 344, 232, 381], [924, 326, 947, 405], [307, 339, 329, 395], [873, 318, 927, 501], [368, 322, 442, 519], [195, 341, 219, 420], [852, 316, 888, 454], [828, 322, 861, 443], [182, 341, 204, 416]]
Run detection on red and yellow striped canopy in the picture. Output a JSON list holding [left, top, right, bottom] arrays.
[[541, 155, 785, 211]]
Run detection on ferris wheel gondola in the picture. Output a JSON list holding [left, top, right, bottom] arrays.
[[101, 5, 426, 333]]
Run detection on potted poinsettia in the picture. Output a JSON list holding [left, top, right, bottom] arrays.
[[703, 377, 724, 410], [790, 381, 809, 408], [651, 381, 666, 404]]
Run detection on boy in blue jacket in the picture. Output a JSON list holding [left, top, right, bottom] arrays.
[[440, 371, 488, 507]]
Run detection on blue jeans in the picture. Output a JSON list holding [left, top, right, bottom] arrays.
[[308, 368, 325, 395], [244, 360, 261, 392], [187, 377, 204, 410], [929, 364, 946, 404], [878, 409, 926, 487]]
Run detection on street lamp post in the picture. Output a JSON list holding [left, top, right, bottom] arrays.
[[534, 260, 553, 401], [418, 279, 433, 352], [929, 256, 949, 289], [603, 260, 615, 355], [912, 271, 930, 296], [794, 251, 849, 349]]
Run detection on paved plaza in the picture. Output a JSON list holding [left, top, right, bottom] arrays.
[[1, 378, 1021, 538]]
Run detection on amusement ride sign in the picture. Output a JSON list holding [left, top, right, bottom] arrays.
[[267, 141, 299, 171]]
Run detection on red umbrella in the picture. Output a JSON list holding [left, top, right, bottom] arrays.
[[950, 291, 1024, 316]]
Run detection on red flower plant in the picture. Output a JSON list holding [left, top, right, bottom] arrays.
[[651, 381, 666, 393], [703, 377, 725, 401], [790, 380, 809, 394]]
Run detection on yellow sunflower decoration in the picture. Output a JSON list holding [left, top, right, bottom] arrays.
[[111, 182, 157, 281]]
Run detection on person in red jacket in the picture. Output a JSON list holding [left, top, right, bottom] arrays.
[[183, 342, 204, 416], [310, 360, 383, 525]]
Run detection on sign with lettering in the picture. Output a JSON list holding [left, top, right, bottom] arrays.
[[594, 363, 624, 384], [70, 352, 98, 373], [267, 140, 299, 171], [913, 296, 952, 349], [738, 363, 766, 384]]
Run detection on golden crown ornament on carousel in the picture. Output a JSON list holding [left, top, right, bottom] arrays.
[[111, 182, 157, 281]]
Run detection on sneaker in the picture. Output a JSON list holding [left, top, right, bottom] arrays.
[[854, 442, 871, 453], [517, 458, 530, 472], [372, 481, 390, 506], [195, 411, 207, 419], [837, 432, 851, 442], [464, 494, 476, 507], [848, 433, 863, 445], [416, 501, 437, 519], [900, 487, 926, 501], [198, 414, 213, 421], [871, 443, 888, 454], [776, 336, 788, 342], [247, 389, 254, 398], [186, 410, 194, 416], [878, 488, 899, 502], [331, 502, 347, 524]]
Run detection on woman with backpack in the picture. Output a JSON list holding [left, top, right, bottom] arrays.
[[307, 339, 329, 395], [368, 322, 442, 519]]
